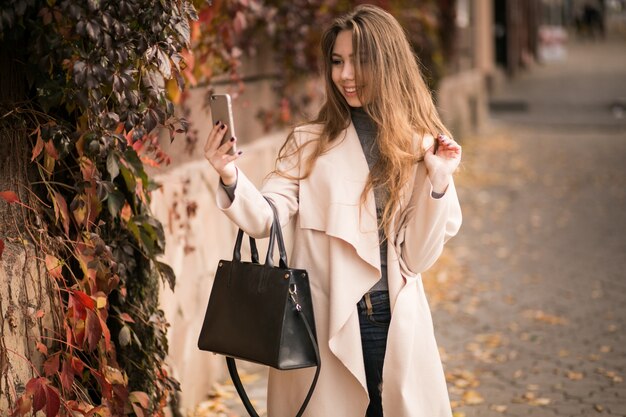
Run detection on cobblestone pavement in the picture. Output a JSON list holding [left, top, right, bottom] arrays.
[[439, 34, 626, 417], [198, 34, 626, 417]]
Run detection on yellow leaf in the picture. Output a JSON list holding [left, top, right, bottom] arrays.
[[103, 366, 126, 385], [462, 390, 484, 405], [491, 404, 507, 413], [44, 153, 55, 176], [567, 371, 584, 380], [166, 78, 181, 104], [96, 297, 107, 309], [530, 397, 552, 406]]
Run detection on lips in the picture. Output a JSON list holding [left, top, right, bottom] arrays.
[[343, 86, 357, 96]]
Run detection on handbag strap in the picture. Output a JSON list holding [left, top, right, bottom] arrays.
[[226, 304, 321, 417], [263, 197, 288, 268], [233, 229, 261, 264], [226, 197, 321, 416]]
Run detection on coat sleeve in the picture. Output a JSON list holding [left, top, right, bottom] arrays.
[[394, 163, 462, 277], [215, 131, 302, 239]]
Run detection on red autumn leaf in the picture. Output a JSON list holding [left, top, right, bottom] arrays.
[[32, 136, 45, 161], [132, 140, 144, 153], [44, 140, 59, 160], [65, 323, 73, 346], [140, 156, 160, 168], [99, 314, 112, 351], [45, 255, 63, 280], [79, 156, 96, 182], [69, 294, 86, 322], [73, 290, 96, 310], [44, 385, 61, 417], [43, 353, 60, 377], [85, 310, 102, 351], [60, 359, 74, 392], [26, 378, 46, 413], [36, 342, 48, 355], [91, 370, 112, 400], [12, 394, 32, 416], [119, 313, 135, 323], [0, 238, 4, 260], [52, 191, 70, 236], [0, 191, 20, 204], [74, 321, 85, 347], [71, 356, 85, 374]]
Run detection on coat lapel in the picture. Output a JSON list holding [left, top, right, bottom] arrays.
[[298, 122, 381, 276]]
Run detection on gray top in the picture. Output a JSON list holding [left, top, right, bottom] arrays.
[[350, 106, 389, 292]]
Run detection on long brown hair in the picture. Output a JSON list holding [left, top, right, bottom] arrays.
[[275, 4, 451, 234]]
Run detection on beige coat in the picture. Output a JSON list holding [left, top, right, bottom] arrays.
[[216, 123, 462, 417]]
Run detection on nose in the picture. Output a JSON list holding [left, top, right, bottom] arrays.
[[341, 61, 355, 81]]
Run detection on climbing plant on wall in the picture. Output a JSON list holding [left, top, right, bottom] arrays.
[[0, 0, 195, 415]]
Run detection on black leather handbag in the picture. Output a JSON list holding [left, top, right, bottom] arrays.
[[197, 198, 321, 417]]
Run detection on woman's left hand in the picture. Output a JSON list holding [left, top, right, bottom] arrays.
[[424, 134, 462, 194]]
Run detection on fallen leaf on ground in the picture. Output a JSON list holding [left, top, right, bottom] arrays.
[[462, 390, 484, 405], [490, 404, 507, 413], [566, 371, 584, 380], [523, 309, 568, 325]]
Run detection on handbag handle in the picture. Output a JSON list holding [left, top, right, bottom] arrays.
[[227, 197, 321, 417], [263, 197, 288, 269], [233, 229, 261, 264], [232, 197, 287, 268]]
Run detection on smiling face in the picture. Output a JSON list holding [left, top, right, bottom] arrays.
[[331, 29, 366, 107]]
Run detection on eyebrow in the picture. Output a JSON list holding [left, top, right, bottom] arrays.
[[331, 52, 353, 57]]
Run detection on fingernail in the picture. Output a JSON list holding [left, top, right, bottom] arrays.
[[215, 120, 220, 125], [220, 123, 226, 130], [230, 137, 235, 142], [237, 150, 243, 155]]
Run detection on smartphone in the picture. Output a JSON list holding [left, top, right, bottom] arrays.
[[209, 94, 237, 155]]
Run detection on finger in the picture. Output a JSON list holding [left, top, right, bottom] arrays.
[[216, 136, 237, 156], [438, 137, 461, 153], [205, 122, 229, 152], [223, 149, 243, 163], [204, 122, 222, 153]]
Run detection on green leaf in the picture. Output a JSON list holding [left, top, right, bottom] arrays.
[[119, 165, 136, 195], [107, 190, 125, 218], [126, 219, 141, 243]]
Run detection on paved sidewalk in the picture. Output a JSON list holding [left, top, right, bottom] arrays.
[[438, 33, 626, 417], [196, 34, 626, 417]]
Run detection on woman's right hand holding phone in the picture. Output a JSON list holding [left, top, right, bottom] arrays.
[[204, 121, 242, 186]]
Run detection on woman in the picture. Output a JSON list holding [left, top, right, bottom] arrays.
[[204, 5, 462, 417]]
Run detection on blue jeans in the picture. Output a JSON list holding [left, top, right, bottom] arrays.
[[357, 291, 391, 417]]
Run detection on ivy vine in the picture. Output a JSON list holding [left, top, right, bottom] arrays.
[[1, 0, 195, 415]]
